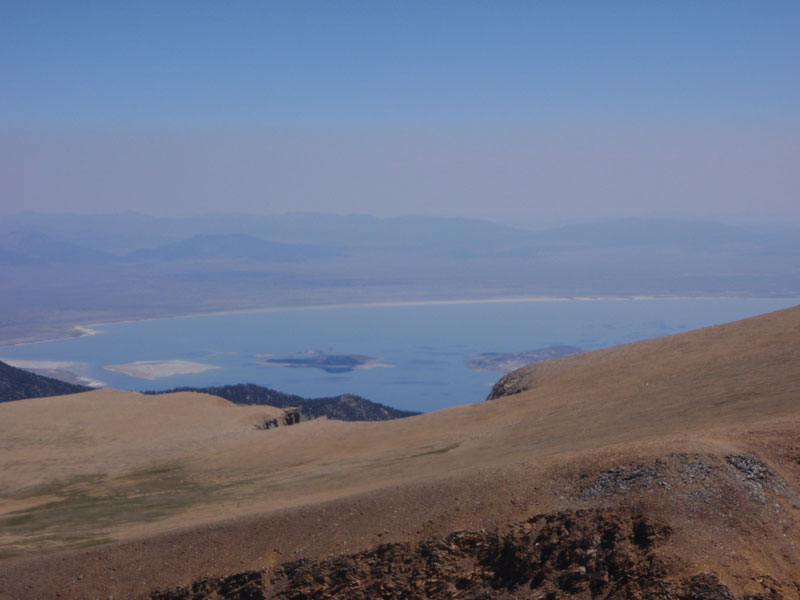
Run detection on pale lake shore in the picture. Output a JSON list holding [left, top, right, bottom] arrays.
[[2, 292, 782, 350]]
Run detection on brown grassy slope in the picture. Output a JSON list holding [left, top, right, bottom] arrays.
[[0, 391, 289, 556], [0, 390, 288, 489], [1, 304, 800, 598]]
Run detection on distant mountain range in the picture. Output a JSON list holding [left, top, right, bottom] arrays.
[[0, 211, 535, 251], [0, 231, 118, 265], [126, 234, 339, 263], [1, 212, 798, 265]]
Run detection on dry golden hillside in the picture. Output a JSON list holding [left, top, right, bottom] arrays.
[[1, 304, 800, 599]]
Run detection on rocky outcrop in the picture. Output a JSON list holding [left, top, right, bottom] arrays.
[[149, 450, 800, 600], [486, 370, 531, 400], [255, 408, 302, 430], [149, 508, 768, 600]]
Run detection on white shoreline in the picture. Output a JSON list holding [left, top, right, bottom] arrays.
[[0, 358, 85, 370], [0, 358, 107, 387], [81, 293, 798, 327], [4, 294, 799, 349]]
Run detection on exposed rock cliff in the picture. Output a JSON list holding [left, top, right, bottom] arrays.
[[486, 369, 531, 400]]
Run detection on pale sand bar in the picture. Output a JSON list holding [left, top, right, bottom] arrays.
[[104, 360, 219, 380]]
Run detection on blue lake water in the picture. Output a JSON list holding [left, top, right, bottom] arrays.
[[1, 298, 797, 413]]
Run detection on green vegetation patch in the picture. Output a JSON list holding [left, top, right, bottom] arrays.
[[8, 472, 108, 499], [0, 462, 260, 556], [411, 442, 461, 458]]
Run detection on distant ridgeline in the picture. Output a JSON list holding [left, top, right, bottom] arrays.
[[145, 383, 420, 421], [0, 360, 91, 403]]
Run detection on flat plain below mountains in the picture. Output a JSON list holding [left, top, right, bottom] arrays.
[[1, 305, 800, 599], [2, 213, 799, 347]]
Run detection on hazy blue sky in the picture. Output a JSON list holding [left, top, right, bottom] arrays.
[[2, 1, 798, 227]]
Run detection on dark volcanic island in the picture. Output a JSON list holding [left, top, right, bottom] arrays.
[[258, 352, 392, 373]]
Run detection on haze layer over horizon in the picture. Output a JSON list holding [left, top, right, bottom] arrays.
[[2, 2, 798, 228]]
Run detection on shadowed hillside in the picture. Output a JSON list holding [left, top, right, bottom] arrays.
[[1, 305, 800, 599], [146, 384, 420, 421], [0, 359, 90, 402]]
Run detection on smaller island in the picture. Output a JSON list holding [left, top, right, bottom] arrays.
[[258, 352, 392, 374], [465, 345, 582, 373], [104, 360, 219, 380]]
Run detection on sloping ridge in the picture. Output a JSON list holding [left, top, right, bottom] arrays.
[[0, 359, 90, 403], [1, 305, 800, 599], [147, 383, 420, 421], [0, 389, 293, 489]]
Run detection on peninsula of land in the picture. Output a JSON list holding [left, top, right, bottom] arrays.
[[465, 344, 582, 372]]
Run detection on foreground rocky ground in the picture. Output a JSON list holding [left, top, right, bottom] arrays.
[[149, 451, 800, 600], [152, 510, 677, 600], [2, 305, 799, 599]]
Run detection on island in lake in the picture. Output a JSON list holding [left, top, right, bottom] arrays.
[[258, 352, 392, 374], [104, 360, 220, 380], [465, 345, 583, 372]]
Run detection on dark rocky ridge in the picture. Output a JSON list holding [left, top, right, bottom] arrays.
[[0, 362, 415, 422], [255, 408, 302, 430], [146, 383, 419, 422], [486, 370, 531, 400], [149, 509, 760, 600], [0, 359, 91, 403]]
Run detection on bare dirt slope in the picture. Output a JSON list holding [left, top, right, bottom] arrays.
[[0, 390, 290, 554], [1, 304, 800, 599]]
